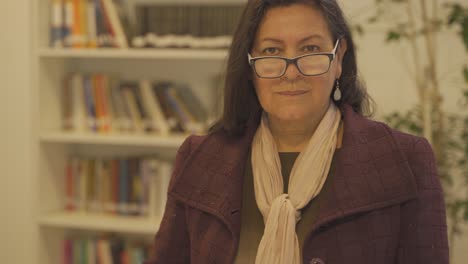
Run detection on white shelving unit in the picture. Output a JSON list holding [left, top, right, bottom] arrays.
[[32, 1, 245, 263], [37, 48, 229, 60]]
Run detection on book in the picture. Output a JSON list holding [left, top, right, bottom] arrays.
[[62, 238, 73, 264], [165, 85, 204, 133], [100, 0, 129, 48], [93, 74, 111, 133], [139, 80, 170, 135], [153, 82, 184, 133], [87, 237, 97, 264], [130, 83, 152, 133], [83, 75, 98, 132], [63, 73, 87, 132], [77, 159, 88, 211], [97, 238, 113, 264], [62, 74, 73, 130], [50, 0, 64, 47], [65, 157, 76, 211], [64, 235, 151, 264], [174, 84, 208, 129], [79, 0, 89, 47], [86, 0, 98, 47], [118, 159, 129, 215], [63, 0, 75, 47], [108, 79, 130, 132], [120, 83, 144, 133], [128, 158, 140, 215], [71, 0, 83, 48], [87, 159, 98, 212]]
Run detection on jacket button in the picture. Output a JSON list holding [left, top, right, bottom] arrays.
[[310, 258, 325, 264]]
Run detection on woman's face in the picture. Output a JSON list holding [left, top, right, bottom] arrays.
[[251, 3, 347, 123]]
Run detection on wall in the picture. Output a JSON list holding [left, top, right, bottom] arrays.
[[0, 0, 35, 263]]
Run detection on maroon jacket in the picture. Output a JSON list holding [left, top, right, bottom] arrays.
[[145, 105, 449, 264]]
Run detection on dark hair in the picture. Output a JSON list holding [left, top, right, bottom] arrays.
[[210, 0, 374, 136]]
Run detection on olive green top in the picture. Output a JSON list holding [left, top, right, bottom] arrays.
[[235, 151, 336, 263]]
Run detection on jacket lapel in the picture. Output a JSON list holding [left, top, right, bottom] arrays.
[[170, 104, 418, 251], [308, 105, 418, 233], [170, 112, 260, 239]]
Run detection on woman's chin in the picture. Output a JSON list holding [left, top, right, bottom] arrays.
[[268, 111, 310, 123]]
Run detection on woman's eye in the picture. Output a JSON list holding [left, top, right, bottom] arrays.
[[262, 47, 279, 55], [303, 45, 320, 52]]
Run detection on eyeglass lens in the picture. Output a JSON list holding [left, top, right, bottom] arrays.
[[254, 55, 330, 78]]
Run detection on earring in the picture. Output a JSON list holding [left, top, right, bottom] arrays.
[[333, 80, 342, 102]]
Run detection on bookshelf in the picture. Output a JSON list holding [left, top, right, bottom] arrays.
[[32, 0, 245, 263], [37, 48, 229, 60]]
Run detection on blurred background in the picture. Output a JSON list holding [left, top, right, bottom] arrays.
[[1, 0, 467, 263]]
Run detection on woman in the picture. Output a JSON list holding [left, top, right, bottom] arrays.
[[145, 0, 449, 263]]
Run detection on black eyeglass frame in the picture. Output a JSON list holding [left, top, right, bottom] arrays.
[[247, 38, 341, 79]]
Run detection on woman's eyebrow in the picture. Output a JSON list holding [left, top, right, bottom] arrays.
[[260, 34, 324, 44]]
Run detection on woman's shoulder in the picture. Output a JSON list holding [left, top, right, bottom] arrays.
[[344, 106, 431, 156], [369, 118, 433, 157], [360, 117, 436, 179]]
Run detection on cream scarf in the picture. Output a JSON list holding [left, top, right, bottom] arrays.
[[251, 102, 342, 264]]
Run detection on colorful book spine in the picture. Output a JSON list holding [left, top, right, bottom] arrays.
[[64, 235, 151, 264], [50, 0, 64, 47], [63, 0, 74, 47]]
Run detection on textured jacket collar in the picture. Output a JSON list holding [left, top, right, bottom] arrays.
[[170, 104, 418, 242]]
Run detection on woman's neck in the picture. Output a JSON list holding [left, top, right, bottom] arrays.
[[268, 109, 327, 153]]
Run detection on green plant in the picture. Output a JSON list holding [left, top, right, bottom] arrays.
[[353, 0, 468, 260]]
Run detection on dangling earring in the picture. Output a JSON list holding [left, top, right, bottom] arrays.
[[333, 79, 342, 102]]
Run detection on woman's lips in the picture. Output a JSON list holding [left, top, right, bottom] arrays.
[[276, 90, 309, 96]]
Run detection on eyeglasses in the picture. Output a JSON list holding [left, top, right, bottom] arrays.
[[248, 39, 341, 79]]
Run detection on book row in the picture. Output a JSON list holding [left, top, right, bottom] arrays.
[[50, 0, 129, 48], [65, 156, 172, 217], [49, 1, 244, 49], [62, 73, 209, 135], [136, 5, 244, 37], [129, 5, 243, 49], [63, 234, 152, 264]]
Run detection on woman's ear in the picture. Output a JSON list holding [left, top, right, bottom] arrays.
[[335, 38, 348, 79]]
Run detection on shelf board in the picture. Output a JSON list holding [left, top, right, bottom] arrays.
[[40, 132, 188, 148], [38, 212, 160, 235], [37, 48, 229, 60], [132, 0, 247, 4]]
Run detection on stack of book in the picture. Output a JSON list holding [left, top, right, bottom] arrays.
[[64, 156, 172, 218], [62, 234, 152, 264], [62, 73, 209, 135], [132, 5, 244, 49], [49, 0, 129, 48]]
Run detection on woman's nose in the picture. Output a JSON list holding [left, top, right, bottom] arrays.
[[282, 61, 303, 80]]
